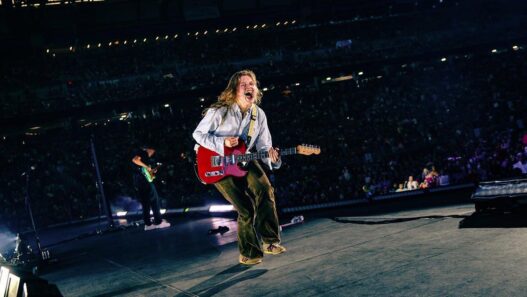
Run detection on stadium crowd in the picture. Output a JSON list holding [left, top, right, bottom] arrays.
[[1, 2, 525, 118], [1, 3, 527, 233], [1, 44, 526, 232]]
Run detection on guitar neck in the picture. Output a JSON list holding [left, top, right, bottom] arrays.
[[234, 147, 297, 163]]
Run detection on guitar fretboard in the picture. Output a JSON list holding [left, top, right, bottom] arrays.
[[227, 147, 297, 164]]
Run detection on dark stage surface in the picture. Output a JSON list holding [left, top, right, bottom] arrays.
[[33, 197, 527, 297]]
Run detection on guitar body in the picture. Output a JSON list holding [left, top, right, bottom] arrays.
[[196, 143, 249, 184], [141, 167, 155, 182], [141, 166, 159, 183], [195, 142, 320, 185]]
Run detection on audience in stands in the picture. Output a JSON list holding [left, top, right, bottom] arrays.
[[1, 12, 527, 233]]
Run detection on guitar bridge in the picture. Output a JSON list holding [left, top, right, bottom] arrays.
[[205, 170, 224, 177]]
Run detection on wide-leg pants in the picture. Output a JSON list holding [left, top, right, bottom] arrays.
[[214, 161, 281, 258]]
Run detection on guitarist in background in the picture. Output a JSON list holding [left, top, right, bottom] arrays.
[[193, 70, 286, 265], [132, 146, 171, 231]]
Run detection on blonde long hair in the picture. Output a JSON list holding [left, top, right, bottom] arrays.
[[202, 70, 263, 116]]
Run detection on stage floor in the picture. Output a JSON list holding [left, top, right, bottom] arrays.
[[38, 200, 527, 297]]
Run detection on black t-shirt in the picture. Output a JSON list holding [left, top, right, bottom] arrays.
[[132, 149, 153, 175]]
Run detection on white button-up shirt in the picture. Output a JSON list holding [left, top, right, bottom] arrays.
[[193, 104, 281, 169]]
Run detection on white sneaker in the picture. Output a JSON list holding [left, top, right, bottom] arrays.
[[155, 220, 171, 229], [144, 224, 157, 231]]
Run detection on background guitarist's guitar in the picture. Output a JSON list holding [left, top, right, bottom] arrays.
[[141, 163, 162, 183], [195, 143, 320, 184]]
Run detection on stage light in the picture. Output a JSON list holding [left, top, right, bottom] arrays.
[[216, 29, 220, 33], [232, 27, 237, 32], [116, 211, 127, 217], [204, 31, 208, 35], [98, 43, 101, 47], [164, 103, 170, 108], [512, 45, 519, 51], [155, 36, 159, 40], [262, 24, 266, 28], [491, 49, 497, 53], [133, 39, 137, 43], [246, 25, 250, 29], [253, 24, 258, 29], [160, 209, 167, 215], [108, 42, 112, 46], [295, 82, 300, 86], [143, 38, 147, 42], [46, 49, 49, 53], [276, 22, 281, 26], [199, 97, 205, 102], [69, 46, 73, 51], [164, 35, 168, 39], [441, 57, 447, 62], [284, 21, 289, 25], [292, 20, 297, 24], [358, 71, 364, 75], [174, 34, 178, 38], [123, 40, 127, 45], [326, 77, 331, 81], [263, 87, 268, 91], [86, 44, 91, 49], [209, 205, 234, 212], [195, 32, 199, 36]]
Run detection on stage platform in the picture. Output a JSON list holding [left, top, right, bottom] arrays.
[[29, 197, 527, 296]]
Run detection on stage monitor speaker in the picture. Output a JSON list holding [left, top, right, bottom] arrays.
[[0, 266, 62, 297], [6, 273, 20, 297], [472, 178, 527, 212], [0, 266, 9, 296]]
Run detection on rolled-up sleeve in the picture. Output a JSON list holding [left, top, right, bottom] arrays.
[[254, 109, 282, 170], [192, 108, 226, 156]]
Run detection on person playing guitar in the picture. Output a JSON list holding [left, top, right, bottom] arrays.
[[193, 70, 286, 265], [132, 145, 170, 231]]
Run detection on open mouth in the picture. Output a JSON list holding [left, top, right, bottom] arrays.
[[244, 92, 253, 100]]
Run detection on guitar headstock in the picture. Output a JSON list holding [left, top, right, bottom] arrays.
[[296, 144, 321, 156]]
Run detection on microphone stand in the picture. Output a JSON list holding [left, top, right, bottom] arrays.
[[24, 170, 43, 257], [14, 166, 52, 275], [90, 137, 114, 230]]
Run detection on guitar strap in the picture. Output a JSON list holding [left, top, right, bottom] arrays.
[[245, 105, 258, 146], [196, 105, 257, 152]]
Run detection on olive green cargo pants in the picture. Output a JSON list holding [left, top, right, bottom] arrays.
[[214, 161, 281, 258]]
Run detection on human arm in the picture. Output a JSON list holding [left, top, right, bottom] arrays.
[[192, 108, 228, 155], [254, 109, 282, 169]]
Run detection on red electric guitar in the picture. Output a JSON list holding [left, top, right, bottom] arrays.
[[195, 142, 321, 184]]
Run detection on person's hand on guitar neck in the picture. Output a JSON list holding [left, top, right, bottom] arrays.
[[225, 137, 280, 163], [225, 137, 239, 148], [269, 147, 280, 163]]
